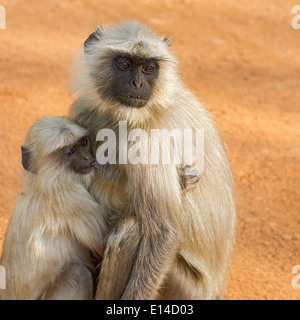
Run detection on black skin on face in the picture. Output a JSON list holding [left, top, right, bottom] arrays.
[[101, 54, 160, 108], [61, 136, 96, 175]]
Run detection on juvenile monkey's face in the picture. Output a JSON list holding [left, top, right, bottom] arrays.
[[61, 136, 96, 175], [21, 117, 99, 176]]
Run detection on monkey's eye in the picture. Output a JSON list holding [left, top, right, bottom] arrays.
[[143, 65, 156, 74], [81, 138, 89, 146], [66, 148, 75, 157], [118, 62, 131, 70]]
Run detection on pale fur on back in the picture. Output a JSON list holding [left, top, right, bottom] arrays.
[[70, 20, 236, 299]]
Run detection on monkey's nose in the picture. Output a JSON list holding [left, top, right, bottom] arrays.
[[132, 78, 143, 88]]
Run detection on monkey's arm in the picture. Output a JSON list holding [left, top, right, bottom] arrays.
[[121, 166, 181, 300], [122, 228, 179, 300], [68, 198, 107, 256], [96, 217, 140, 300]]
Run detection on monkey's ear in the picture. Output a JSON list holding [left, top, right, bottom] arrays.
[[84, 26, 104, 53], [21, 145, 35, 174], [163, 37, 171, 46]]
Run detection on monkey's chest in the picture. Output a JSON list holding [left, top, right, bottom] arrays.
[[91, 167, 132, 218]]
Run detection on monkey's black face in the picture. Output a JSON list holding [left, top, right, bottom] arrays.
[[101, 54, 159, 108], [62, 136, 95, 175]]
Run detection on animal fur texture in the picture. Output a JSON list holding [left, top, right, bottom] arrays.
[[69, 20, 236, 300], [0, 117, 107, 300]]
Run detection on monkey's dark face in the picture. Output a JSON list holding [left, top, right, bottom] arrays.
[[61, 136, 95, 175], [100, 54, 159, 108]]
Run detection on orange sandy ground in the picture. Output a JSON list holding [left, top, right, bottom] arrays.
[[0, 0, 299, 300]]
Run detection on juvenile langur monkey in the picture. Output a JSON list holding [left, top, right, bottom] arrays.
[[70, 20, 236, 300], [0, 116, 107, 300]]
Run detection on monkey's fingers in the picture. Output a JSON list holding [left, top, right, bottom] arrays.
[[183, 166, 198, 176], [185, 175, 200, 184], [182, 183, 197, 194], [177, 164, 195, 175], [182, 174, 200, 193]]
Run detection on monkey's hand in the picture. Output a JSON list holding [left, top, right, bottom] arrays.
[[178, 165, 200, 193]]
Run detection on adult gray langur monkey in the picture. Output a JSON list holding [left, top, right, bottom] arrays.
[[69, 20, 236, 300], [0, 117, 107, 300]]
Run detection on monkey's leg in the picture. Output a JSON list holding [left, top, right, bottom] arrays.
[[121, 224, 180, 300], [40, 262, 93, 300], [159, 256, 221, 300], [95, 217, 140, 300]]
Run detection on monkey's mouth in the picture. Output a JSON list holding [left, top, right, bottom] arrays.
[[117, 94, 148, 108], [76, 165, 94, 175], [90, 161, 102, 171]]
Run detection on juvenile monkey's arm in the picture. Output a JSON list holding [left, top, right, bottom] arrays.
[[69, 200, 107, 256]]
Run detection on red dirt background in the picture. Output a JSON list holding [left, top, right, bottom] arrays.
[[0, 0, 299, 300]]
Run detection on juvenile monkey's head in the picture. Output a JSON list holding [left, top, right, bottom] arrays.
[[21, 117, 96, 175], [73, 20, 179, 124]]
